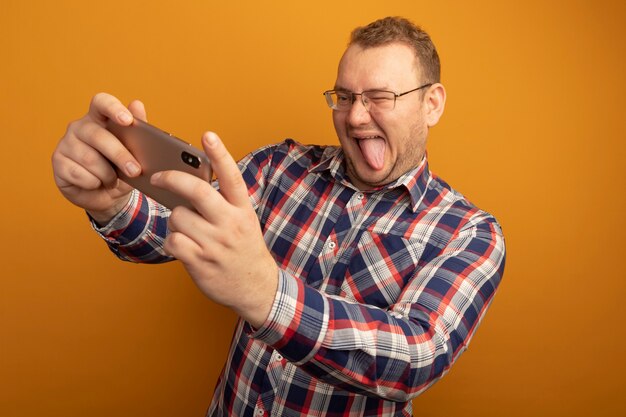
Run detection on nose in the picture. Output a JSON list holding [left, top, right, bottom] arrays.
[[347, 94, 371, 126]]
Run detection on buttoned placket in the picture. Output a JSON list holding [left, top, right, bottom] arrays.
[[254, 349, 288, 416]]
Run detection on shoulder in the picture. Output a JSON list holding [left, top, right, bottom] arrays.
[[238, 139, 338, 193], [247, 139, 330, 164], [416, 173, 504, 245]]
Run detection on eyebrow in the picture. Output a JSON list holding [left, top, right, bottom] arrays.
[[333, 85, 393, 92]]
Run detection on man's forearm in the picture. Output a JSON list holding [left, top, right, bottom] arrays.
[[91, 190, 174, 264]]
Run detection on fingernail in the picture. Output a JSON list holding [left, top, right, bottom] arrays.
[[126, 162, 140, 176], [118, 111, 133, 124], [151, 172, 162, 182]]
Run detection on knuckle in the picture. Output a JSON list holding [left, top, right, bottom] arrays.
[[165, 229, 179, 243], [163, 231, 188, 259], [66, 119, 80, 133], [91, 92, 109, 107], [169, 205, 185, 221], [77, 147, 100, 168], [163, 235, 175, 254], [75, 120, 97, 143], [92, 92, 107, 101], [52, 152, 71, 178], [192, 181, 211, 201], [66, 164, 82, 181], [90, 92, 124, 121], [89, 93, 106, 114], [68, 164, 97, 188], [50, 148, 62, 166]]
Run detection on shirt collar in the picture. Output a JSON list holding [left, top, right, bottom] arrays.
[[309, 147, 432, 213]]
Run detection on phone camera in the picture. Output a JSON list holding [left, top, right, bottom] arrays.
[[181, 151, 201, 168]]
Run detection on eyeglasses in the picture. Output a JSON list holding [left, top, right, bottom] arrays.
[[323, 83, 433, 112]]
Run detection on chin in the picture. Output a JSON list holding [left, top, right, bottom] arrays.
[[348, 165, 392, 190]]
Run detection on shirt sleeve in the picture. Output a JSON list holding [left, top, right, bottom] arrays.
[[90, 143, 283, 263], [251, 214, 505, 402], [90, 189, 174, 263]]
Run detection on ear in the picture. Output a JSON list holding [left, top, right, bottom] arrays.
[[423, 83, 446, 128]]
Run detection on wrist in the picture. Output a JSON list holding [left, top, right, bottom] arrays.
[[237, 263, 279, 329], [87, 193, 133, 227]]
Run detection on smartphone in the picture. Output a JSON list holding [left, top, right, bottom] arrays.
[[106, 118, 212, 210]]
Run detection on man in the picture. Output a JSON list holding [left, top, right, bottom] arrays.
[[52, 16, 505, 417]]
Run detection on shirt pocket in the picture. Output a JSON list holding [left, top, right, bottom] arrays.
[[340, 231, 425, 308]]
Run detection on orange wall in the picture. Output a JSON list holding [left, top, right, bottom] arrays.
[[2, 1, 625, 416]]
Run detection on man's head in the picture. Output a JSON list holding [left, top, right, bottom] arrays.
[[330, 17, 446, 190], [349, 16, 441, 85]]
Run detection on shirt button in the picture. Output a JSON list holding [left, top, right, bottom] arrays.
[[275, 353, 283, 361], [356, 193, 364, 200], [328, 241, 336, 250], [255, 408, 264, 416], [391, 311, 404, 319]]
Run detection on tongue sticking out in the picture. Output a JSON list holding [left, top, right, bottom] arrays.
[[358, 137, 386, 170]]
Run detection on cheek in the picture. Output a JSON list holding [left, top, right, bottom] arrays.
[[381, 118, 423, 160], [332, 112, 344, 130]]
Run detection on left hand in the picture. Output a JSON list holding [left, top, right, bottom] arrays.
[[151, 132, 278, 328]]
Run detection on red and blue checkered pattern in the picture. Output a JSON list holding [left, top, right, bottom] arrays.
[[95, 140, 505, 417]]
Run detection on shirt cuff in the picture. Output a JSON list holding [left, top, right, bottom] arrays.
[[250, 270, 329, 365], [89, 189, 146, 245]]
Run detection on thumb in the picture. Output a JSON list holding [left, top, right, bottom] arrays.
[[128, 99, 148, 122]]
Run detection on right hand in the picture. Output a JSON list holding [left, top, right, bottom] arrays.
[[52, 93, 147, 225]]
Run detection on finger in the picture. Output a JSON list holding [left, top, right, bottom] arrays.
[[74, 120, 141, 178], [151, 170, 220, 219], [163, 230, 203, 263], [88, 92, 134, 127], [201, 132, 249, 208], [55, 128, 121, 186], [128, 99, 148, 122], [54, 144, 120, 190], [53, 152, 107, 190], [167, 205, 215, 246]]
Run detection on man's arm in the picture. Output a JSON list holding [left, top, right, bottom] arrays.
[[90, 189, 174, 264], [252, 214, 505, 401]]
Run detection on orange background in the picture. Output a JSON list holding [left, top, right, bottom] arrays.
[[2, 1, 625, 416]]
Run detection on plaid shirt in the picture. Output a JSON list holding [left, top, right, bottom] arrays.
[[96, 139, 506, 416]]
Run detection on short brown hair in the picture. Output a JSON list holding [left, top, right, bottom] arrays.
[[349, 16, 441, 83]]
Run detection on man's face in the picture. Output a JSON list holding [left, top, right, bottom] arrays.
[[332, 42, 430, 190]]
